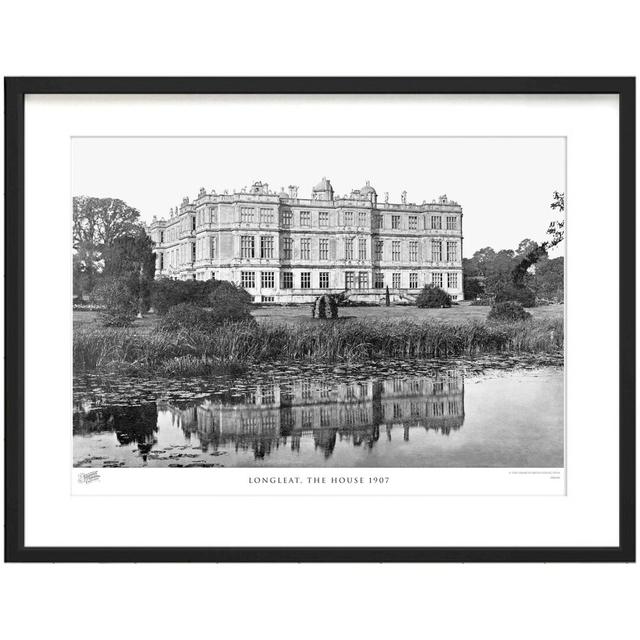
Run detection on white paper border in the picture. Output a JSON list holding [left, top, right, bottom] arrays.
[[24, 94, 619, 547]]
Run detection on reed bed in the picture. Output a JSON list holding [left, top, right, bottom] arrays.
[[73, 317, 564, 374]]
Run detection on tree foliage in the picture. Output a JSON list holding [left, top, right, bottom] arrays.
[[92, 278, 138, 327], [102, 229, 156, 314], [531, 255, 564, 302], [462, 191, 565, 305], [73, 196, 142, 298], [511, 192, 565, 287]]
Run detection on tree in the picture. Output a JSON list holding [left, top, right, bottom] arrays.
[[511, 191, 565, 287], [73, 196, 142, 298], [485, 249, 516, 293], [516, 238, 538, 257], [532, 256, 564, 302], [92, 278, 138, 327], [463, 274, 485, 300], [102, 228, 156, 316]]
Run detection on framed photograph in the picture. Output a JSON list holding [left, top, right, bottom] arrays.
[[4, 77, 635, 562]]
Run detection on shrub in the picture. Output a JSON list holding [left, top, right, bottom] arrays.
[[488, 301, 532, 322], [210, 298, 254, 323], [318, 296, 327, 319], [159, 303, 219, 332], [416, 285, 452, 308], [93, 278, 137, 327], [328, 296, 338, 319], [494, 284, 536, 307], [151, 278, 216, 315], [208, 280, 252, 308], [208, 281, 253, 323]]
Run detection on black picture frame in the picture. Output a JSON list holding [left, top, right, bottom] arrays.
[[4, 77, 636, 563]]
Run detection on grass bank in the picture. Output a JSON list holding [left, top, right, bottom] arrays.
[[74, 317, 564, 375]]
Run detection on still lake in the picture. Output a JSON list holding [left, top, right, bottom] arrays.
[[73, 355, 564, 468]]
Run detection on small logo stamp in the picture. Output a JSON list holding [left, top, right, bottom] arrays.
[[78, 470, 101, 484]]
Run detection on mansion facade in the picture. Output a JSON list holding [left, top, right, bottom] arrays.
[[146, 178, 464, 303]]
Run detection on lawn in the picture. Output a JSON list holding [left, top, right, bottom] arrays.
[[74, 301, 564, 330], [252, 301, 564, 325]]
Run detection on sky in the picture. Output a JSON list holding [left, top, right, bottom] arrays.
[[72, 137, 566, 257]]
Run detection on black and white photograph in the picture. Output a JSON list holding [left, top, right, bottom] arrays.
[[72, 136, 565, 472]]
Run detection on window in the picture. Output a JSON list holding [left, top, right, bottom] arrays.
[[241, 271, 255, 288], [282, 237, 293, 260], [358, 272, 369, 289], [159, 231, 164, 243], [408, 215, 418, 230], [345, 271, 355, 289], [319, 238, 329, 260], [392, 273, 401, 288], [446, 241, 458, 262], [319, 211, 329, 227], [262, 296, 274, 303], [260, 236, 274, 259], [300, 210, 311, 227], [409, 241, 418, 262], [210, 237, 217, 259], [319, 272, 330, 288], [191, 216, 196, 231], [301, 272, 311, 289], [409, 272, 418, 289], [431, 215, 442, 230], [344, 211, 354, 226], [358, 211, 367, 227], [446, 216, 457, 230], [240, 236, 255, 258], [282, 271, 293, 289], [391, 215, 401, 229], [345, 238, 354, 260], [210, 207, 217, 224], [301, 238, 311, 260], [374, 240, 383, 260], [241, 207, 254, 223], [432, 272, 443, 288], [447, 272, 459, 289], [281, 210, 292, 227], [260, 208, 274, 224], [358, 237, 367, 260], [261, 271, 275, 288], [431, 240, 442, 262], [392, 241, 401, 261], [373, 214, 383, 229], [159, 253, 164, 270], [191, 242, 196, 262], [374, 272, 384, 289]]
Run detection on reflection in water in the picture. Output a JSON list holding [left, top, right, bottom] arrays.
[[73, 404, 158, 462], [164, 373, 464, 461], [73, 372, 465, 465]]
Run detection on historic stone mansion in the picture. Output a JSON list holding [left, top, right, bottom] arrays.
[[146, 178, 464, 303]]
